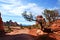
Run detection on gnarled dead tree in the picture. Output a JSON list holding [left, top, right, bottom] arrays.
[[22, 11, 54, 34]]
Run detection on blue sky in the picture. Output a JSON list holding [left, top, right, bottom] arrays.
[[0, 0, 60, 25]]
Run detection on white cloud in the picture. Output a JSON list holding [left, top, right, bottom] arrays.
[[9, 3, 44, 16], [0, 0, 60, 16], [0, 0, 45, 16], [47, 7, 59, 10], [1, 0, 60, 25], [0, 0, 22, 5]]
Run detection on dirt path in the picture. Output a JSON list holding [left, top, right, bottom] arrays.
[[0, 28, 60, 40]]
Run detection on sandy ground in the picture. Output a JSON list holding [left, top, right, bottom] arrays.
[[6, 28, 44, 36], [0, 27, 60, 40]]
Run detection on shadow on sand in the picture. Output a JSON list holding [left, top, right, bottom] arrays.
[[37, 34, 56, 40], [0, 34, 56, 40], [0, 34, 36, 40]]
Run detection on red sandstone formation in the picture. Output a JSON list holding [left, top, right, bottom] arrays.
[[0, 13, 4, 30], [50, 19, 60, 32], [0, 13, 5, 36]]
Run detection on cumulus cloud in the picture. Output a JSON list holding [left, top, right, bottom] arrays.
[[0, 0, 60, 25], [0, 0, 44, 16]]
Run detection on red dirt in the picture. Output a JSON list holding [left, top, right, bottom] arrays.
[[0, 19, 60, 40]]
